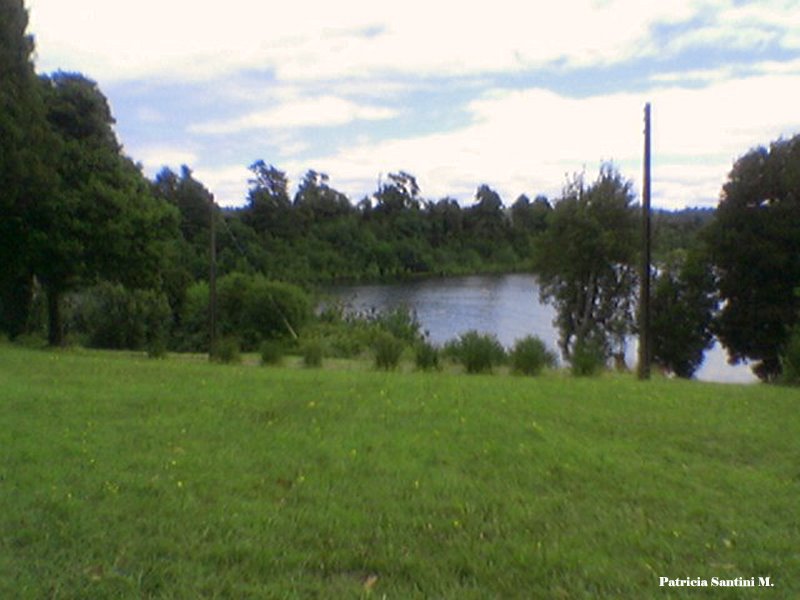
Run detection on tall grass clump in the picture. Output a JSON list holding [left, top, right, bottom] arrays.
[[570, 339, 605, 377], [414, 340, 441, 371], [211, 336, 241, 364], [373, 331, 404, 370], [301, 339, 324, 368], [259, 339, 284, 366], [445, 330, 506, 374], [510, 335, 556, 376]]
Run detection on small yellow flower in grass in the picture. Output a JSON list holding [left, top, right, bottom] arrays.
[[308, 400, 316, 408], [177, 480, 184, 488], [413, 480, 420, 489], [350, 448, 357, 458], [452, 520, 461, 528]]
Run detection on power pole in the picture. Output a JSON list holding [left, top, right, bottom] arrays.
[[638, 103, 652, 380], [209, 195, 218, 360]]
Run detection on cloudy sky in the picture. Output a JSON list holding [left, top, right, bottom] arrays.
[[26, 0, 800, 208]]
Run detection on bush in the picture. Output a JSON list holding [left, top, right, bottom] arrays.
[[570, 339, 606, 377], [373, 331, 404, 370], [510, 335, 556, 376], [373, 305, 422, 343], [146, 337, 168, 359], [211, 336, 241, 364], [259, 340, 284, 366], [415, 340, 441, 371], [177, 275, 311, 353], [445, 330, 506, 374], [301, 339, 324, 368], [70, 282, 171, 352]]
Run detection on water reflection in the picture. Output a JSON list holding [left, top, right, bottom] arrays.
[[325, 274, 756, 384]]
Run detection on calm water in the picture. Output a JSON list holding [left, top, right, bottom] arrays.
[[325, 273, 757, 384]]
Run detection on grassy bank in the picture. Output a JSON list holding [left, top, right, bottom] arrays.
[[1, 345, 798, 598]]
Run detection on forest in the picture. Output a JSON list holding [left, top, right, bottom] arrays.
[[2, 0, 799, 382]]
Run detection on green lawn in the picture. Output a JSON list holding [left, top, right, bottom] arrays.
[[1, 345, 798, 598]]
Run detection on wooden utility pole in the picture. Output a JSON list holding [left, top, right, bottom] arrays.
[[209, 195, 218, 359], [638, 103, 652, 380]]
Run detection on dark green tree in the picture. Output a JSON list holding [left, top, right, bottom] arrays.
[[374, 171, 421, 215], [465, 184, 506, 241], [243, 160, 292, 237], [706, 135, 800, 380], [427, 197, 463, 247], [153, 165, 212, 244], [31, 72, 178, 345], [650, 248, 717, 378], [0, 0, 54, 336], [533, 165, 638, 361], [293, 170, 351, 225]]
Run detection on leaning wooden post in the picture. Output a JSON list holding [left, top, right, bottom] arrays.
[[638, 103, 652, 380]]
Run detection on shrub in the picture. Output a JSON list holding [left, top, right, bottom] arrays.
[[510, 335, 556, 376], [445, 330, 506, 374], [415, 340, 441, 371], [301, 339, 324, 368], [240, 277, 310, 348], [259, 340, 284, 366], [373, 331, 404, 370], [570, 339, 606, 377], [146, 337, 168, 359], [177, 275, 311, 352], [211, 336, 241, 364], [373, 305, 423, 343], [70, 282, 171, 352]]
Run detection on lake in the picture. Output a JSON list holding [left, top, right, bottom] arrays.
[[325, 273, 757, 384]]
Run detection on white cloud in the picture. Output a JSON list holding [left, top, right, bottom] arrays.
[[135, 146, 198, 172], [26, 0, 800, 210], [191, 165, 253, 207], [191, 96, 397, 134], [28, 0, 704, 83], [270, 73, 800, 209]]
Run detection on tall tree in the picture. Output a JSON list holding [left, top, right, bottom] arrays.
[[153, 165, 212, 244], [533, 165, 638, 361], [0, 0, 54, 336], [650, 248, 717, 378], [374, 171, 421, 215], [31, 72, 178, 345], [465, 184, 507, 240], [244, 160, 292, 237], [706, 135, 800, 380], [293, 169, 351, 225]]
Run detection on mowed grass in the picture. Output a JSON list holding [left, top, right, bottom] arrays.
[[1, 345, 798, 599]]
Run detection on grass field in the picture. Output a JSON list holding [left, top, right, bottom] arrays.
[[1, 344, 798, 598]]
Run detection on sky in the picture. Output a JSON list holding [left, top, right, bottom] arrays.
[[25, 0, 800, 209]]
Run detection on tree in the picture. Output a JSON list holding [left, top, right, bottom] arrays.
[[293, 169, 351, 225], [465, 184, 507, 242], [153, 165, 212, 244], [706, 135, 800, 380], [533, 165, 638, 361], [243, 160, 292, 237], [650, 249, 717, 378], [31, 72, 178, 345], [373, 171, 421, 215], [0, 0, 54, 337]]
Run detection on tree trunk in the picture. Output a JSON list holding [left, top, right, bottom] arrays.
[[47, 287, 64, 347]]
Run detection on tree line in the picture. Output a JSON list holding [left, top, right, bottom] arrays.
[[3, 0, 799, 381]]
